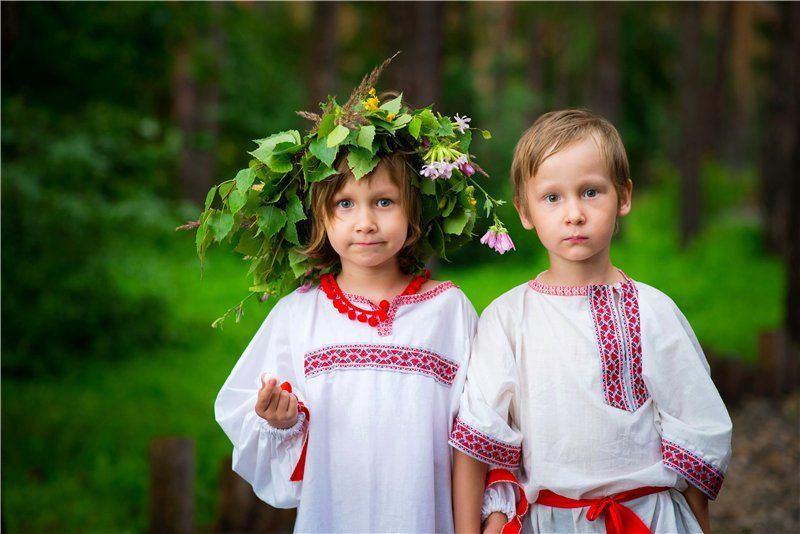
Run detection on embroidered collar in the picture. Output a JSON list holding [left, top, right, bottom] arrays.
[[527, 270, 633, 296], [320, 274, 456, 336]]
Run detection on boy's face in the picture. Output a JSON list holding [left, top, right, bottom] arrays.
[[515, 135, 632, 265], [326, 163, 409, 272]]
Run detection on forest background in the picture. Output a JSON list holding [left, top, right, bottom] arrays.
[[2, 2, 797, 532]]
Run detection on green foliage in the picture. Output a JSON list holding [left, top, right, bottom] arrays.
[[1, 100, 178, 376]]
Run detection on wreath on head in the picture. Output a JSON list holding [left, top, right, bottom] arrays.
[[181, 54, 514, 327]]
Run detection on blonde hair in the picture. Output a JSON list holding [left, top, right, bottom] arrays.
[[303, 151, 423, 273], [511, 109, 630, 216]]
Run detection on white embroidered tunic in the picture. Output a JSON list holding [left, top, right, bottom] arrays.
[[215, 280, 477, 533], [449, 275, 733, 533]]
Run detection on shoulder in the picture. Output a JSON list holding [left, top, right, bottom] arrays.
[[423, 279, 478, 320], [480, 282, 531, 322], [633, 280, 682, 315]]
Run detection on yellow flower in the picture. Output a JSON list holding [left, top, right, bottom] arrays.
[[386, 113, 396, 121], [368, 87, 377, 97], [364, 96, 380, 112], [469, 197, 477, 207], [252, 183, 264, 191]]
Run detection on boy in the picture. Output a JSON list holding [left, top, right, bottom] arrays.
[[451, 110, 732, 534]]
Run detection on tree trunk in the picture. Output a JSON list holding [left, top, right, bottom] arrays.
[[677, 2, 703, 246], [308, 1, 338, 109], [172, 4, 224, 205], [588, 2, 621, 124], [705, 2, 734, 158], [386, 1, 443, 108]]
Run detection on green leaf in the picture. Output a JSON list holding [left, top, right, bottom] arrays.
[[265, 153, 293, 173], [309, 136, 338, 167], [235, 225, 262, 256], [379, 93, 403, 115], [204, 186, 216, 210], [481, 129, 492, 139], [249, 283, 271, 292], [356, 125, 376, 151], [347, 146, 380, 180], [430, 222, 446, 258], [228, 189, 247, 214], [235, 168, 255, 193], [288, 249, 308, 278], [286, 194, 307, 223], [443, 208, 472, 235], [437, 116, 454, 137], [304, 161, 339, 184], [317, 112, 335, 138], [408, 116, 422, 139], [420, 177, 436, 195], [418, 109, 439, 133], [250, 131, 301, 163], [326, 124, 350, 148], [218, 181, 235, 199], [283, 221, 301, 245], [257, 205, 287, 238], [393, 114, 412, 128], [209, 211, 234, 242], [459, 129, 472, 153]]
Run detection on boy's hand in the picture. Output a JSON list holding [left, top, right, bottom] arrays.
[[482, 512, 508, 534], [255, 374, 299, 429]]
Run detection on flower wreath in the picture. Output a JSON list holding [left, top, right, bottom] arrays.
[[182, 55, 513, 327]]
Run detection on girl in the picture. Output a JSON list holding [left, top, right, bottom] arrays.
[[210, 66, 511, 533], [450, 110, 733, 534]]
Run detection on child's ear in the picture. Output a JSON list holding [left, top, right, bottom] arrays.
[[514, 197, 535, 230], [617, 179, 633, 217]]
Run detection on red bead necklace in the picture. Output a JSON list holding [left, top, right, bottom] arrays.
[[320, 270, 431, 327]]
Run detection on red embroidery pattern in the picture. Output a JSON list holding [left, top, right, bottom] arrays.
[[528, 279, 588, 296], [448, 417, 521, 468], [304, 344, 458, 386], [620, 283, 649, 408], [662, 439, 724, 500], [344, 281, 457, 336], [588, 280, 649, 412]]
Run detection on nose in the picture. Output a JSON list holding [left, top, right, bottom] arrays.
[[354, 206, 378, 233], [565, 198, 586, 226]]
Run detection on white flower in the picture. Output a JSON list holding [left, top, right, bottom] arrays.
[[453, 114, 471, 134]]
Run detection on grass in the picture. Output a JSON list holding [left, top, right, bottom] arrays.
[[1, 182, 785, 532]]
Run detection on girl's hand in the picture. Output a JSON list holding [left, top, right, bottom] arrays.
[[482, 512, 508, 534], [255, 374, 299, 429]]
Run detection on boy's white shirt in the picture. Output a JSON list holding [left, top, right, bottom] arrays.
[[452, 278, 733, 532], [215, 280, 477, 533]]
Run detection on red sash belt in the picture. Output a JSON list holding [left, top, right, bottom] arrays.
[[535, 486, 670, 534], [280, 381, 310, 482]]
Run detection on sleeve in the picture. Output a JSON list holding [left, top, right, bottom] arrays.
[[449, 301, 524, 522], [642, 295, 733, 500], [449, 302, 523, 469], [214, 295, 307, 508]]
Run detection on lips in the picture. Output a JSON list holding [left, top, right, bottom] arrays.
[[353, 241, 384, 247], [564, 236, 588, 243]]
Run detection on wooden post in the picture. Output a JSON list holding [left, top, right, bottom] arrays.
[[214, 456, 295, 533], [149, 438, 195, 534]]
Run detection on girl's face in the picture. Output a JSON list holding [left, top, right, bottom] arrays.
[[515, 135, 632, 265], [325, 163, 409, 272]]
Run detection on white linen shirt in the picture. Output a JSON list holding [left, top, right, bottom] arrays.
[[216, 280, 477, 533], [450, 276, 733, 533]]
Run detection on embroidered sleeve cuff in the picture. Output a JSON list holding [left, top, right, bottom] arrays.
[[481, 482, 516, 521], [257, 411, 307, 439], [448, 417, 521, 468], [661, 438, 725, 500]]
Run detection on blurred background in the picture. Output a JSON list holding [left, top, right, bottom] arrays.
[[2, 2, 798, 532]]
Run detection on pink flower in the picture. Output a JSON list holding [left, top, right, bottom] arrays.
[[480, 227, 515, 254], [259, 292, 270, 302], [297, 281, 313, 293], [454, 114, 471, 134]]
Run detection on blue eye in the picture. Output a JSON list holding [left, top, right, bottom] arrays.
[[337, 200, 353, 209], [584, 188, 598, 198], [545, 194, 559, 203], [377, 199, 393, 208]]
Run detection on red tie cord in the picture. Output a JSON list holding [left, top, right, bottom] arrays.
[[534, 486, 670, 534], [279, 381, 310, 482], [485, 469, 530, 534]]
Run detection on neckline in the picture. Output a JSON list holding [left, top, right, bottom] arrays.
[[318, 273, 457, 335], [527, 269, 632, 296]]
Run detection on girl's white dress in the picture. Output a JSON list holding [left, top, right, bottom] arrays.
[[215, 280, 477, 533], [450, 275, 733, 533]]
